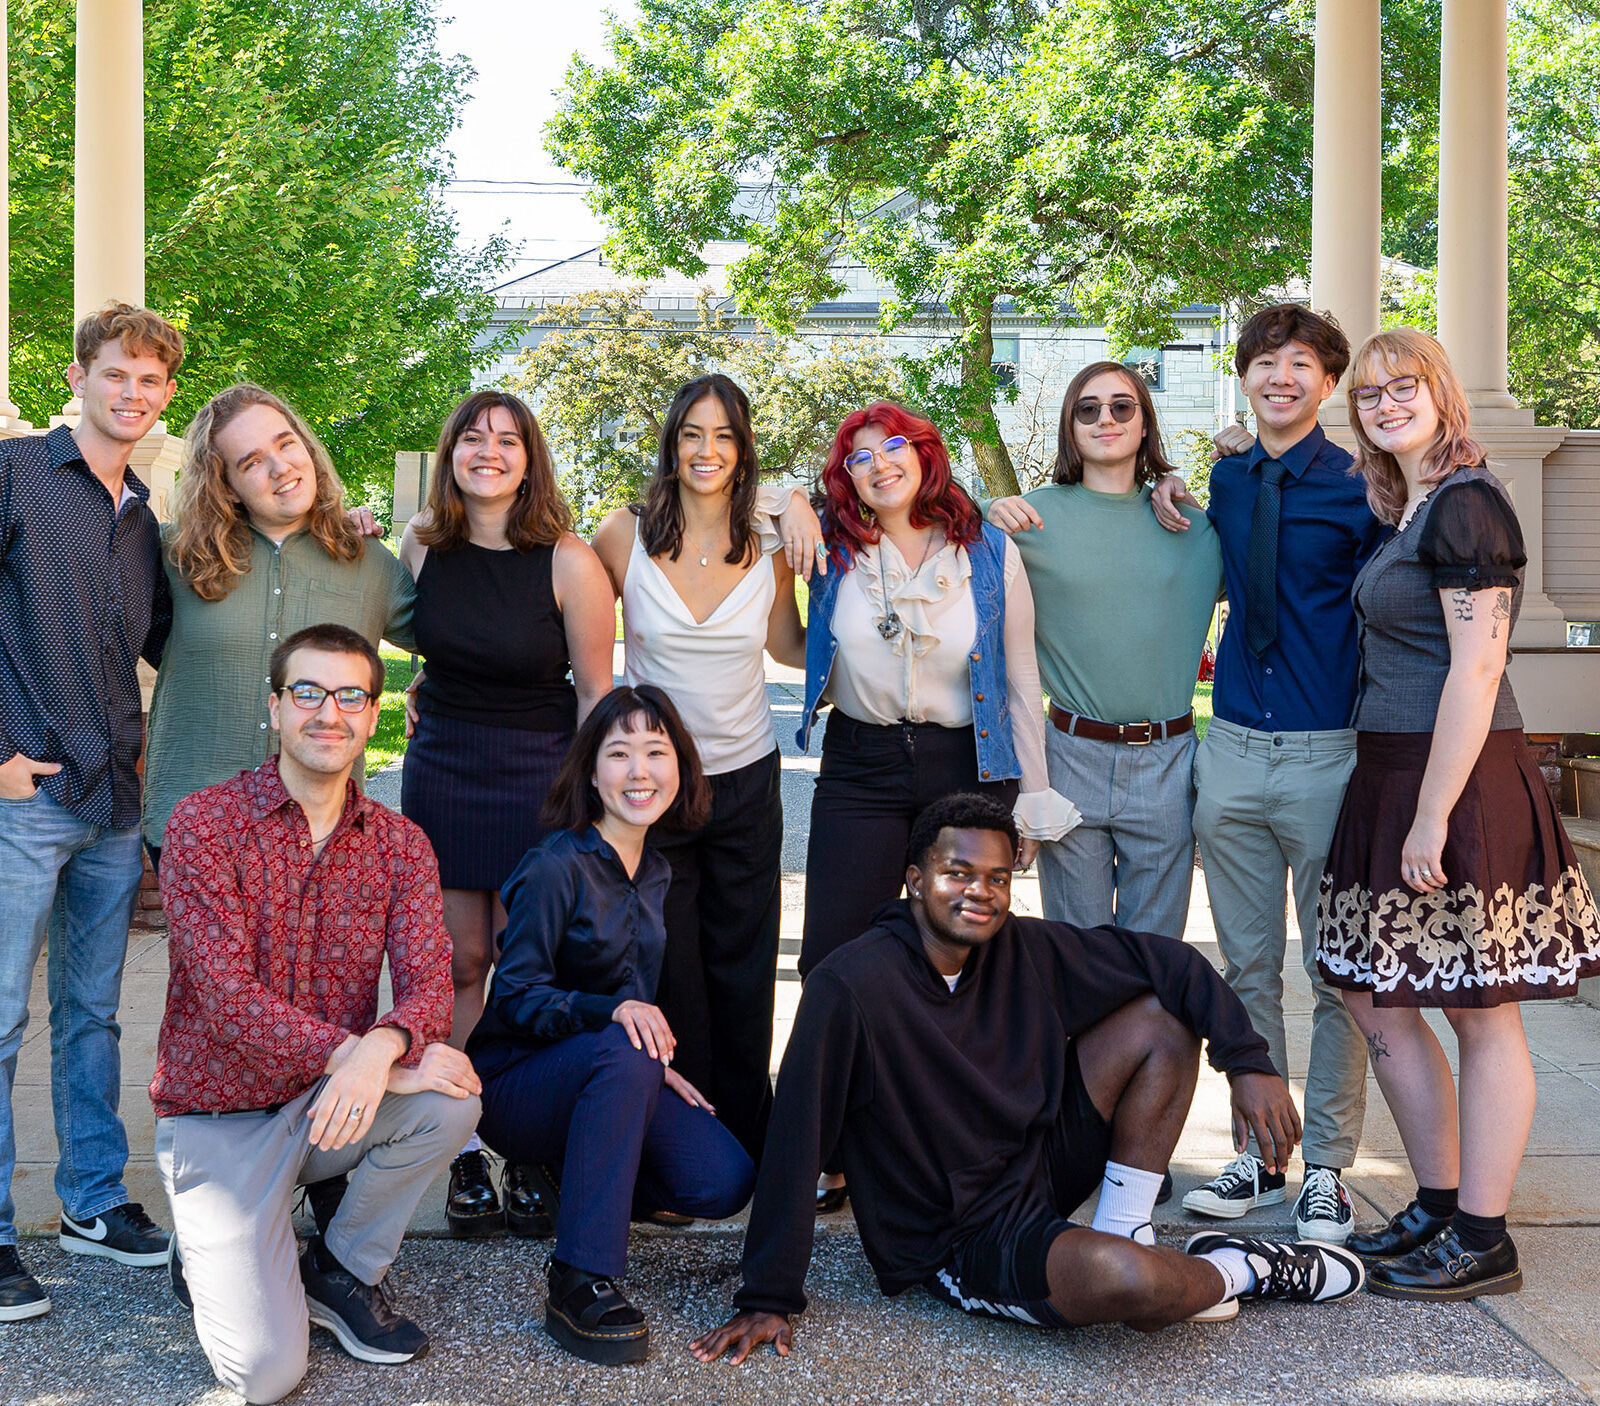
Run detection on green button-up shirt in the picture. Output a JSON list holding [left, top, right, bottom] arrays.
[[142, 526, 415, 846]]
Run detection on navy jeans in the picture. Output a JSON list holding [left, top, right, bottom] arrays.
[[477, 1024, 754, 1277], [0, 790, 143, 1243]]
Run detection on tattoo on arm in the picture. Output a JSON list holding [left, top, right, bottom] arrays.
[[1490, 590, 1510, 639], [1367, 1030, 1390, 1064], [1450, 589, 1473, 621]]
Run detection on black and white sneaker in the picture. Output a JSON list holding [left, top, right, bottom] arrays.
[[1294, 1166, 1355, 1243], [1185, 1232, 1365, 1303], [0, 1245, 50, 1321], [1181, 1151, 1287, 1219], [300, 1238, 429, 1365], [58, 1202, 170, 1266]]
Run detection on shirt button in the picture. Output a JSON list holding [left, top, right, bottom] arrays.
[[981, 769, 991, 779], [970, 652, 981, 662], [979, 729, 989, 738], [260, 722, 268, 730], [974, 692, 984, 702], [274, 587, 282, 595], [1264, 667, 1273, 675], [269, 632, 277, 640], [1265, 711, 1273, 719]]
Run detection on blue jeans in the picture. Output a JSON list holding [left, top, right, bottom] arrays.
[[0, 789, 143, 1244]]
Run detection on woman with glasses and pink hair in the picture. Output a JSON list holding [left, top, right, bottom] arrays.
[[1315, 328, 1600, 1301]]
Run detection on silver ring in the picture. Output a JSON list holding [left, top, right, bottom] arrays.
[[815, 543, 827, 558], [347, 1107, 363, 1120]]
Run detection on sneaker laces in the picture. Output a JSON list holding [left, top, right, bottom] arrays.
[[1208, 1151, 1265, 1194], [1252, 1242, 1320, 1298], [1299, 1167, 1346, 1222], [115, 1202, 161, 1234]]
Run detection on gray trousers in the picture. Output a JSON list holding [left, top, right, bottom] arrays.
[[156, 1081, 479, 1404], [1192, 717, 1366, 1169], [1038, 725, 1197, 939]]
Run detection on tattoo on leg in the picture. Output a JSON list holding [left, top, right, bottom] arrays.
[[1490, 590, 1510, 639], [1450, 589, 1473, 621], [1367, 1030, 1390, 1064]]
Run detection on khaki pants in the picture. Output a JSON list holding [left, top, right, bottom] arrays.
[[156, 1082, 479, 1404], [1193, 718, 1366, 1169]]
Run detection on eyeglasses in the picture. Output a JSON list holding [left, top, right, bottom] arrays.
[[1072, 397, 1140, 426], [1352, 375, 1422, 411], [843, 435, 910, 475], [280, 681, 377, 713]]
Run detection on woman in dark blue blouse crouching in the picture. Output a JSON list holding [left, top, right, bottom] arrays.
[[468, 685, 755, 1364]]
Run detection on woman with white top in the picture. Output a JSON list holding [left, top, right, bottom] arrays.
[[592, 374, 812, 1161]]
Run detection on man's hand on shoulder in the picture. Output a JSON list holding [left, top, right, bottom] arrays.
[[690, 1310, 792, 1364], [1228, 1070, 1302, 1177], [1213, 423, 1254, 460], [307, 1026, 408, 1151], [387, 1041, 482, 1099], [346, 506, 384, 537], [984, 496, 1044, 534], [1149, 474, 1197, 533]]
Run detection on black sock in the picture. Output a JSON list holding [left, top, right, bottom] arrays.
[[311, 1235, 344, 1276], [1303, 1162, 1341, 1177], [1415, 1184, 1458, 1219], [1450, 1208, 1506, 1252]]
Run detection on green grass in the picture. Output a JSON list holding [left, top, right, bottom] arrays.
[[368, 645, 421, 773], [1193, 680, 1214, 742]]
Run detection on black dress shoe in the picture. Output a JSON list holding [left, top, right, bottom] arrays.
[[1366, 1227, 1522, 1301], [545, 1258, 648, 1365], [506, 1163, 558, 1239], [816, 1182, 849, 1215], [1347, 1199, 1452, 1262], [446, 1150, 503, 1237]]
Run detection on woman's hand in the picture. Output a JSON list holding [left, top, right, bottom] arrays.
[[346, 506, 384, 537], [777, 492, 826, 577], [1400, 812, 1449, 893], [1015, 836, 1040, 871], [664, 1067, 715, 1113], [985, 496, 1044, 534], [403, 669, 424, 739], [612, 999, 676, 1062]]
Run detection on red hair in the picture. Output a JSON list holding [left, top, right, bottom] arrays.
[[819, 403, 982, 571]]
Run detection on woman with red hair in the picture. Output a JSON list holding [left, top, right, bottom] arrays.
[[797, 400, 1078, 981]]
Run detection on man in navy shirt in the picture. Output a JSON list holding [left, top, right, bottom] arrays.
[[1154, 305, 1387, 1245], [0, 304, 182, 1322]]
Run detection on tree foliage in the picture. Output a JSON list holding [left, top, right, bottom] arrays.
[[550, 0, 1340, 494], [8, 0, 508, 506], [507, 288, 901, 530]]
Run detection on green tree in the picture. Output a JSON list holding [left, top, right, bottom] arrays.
[[8, 0, 508, 506], [549, 0, 1340, 495], [507, 287, 901, 530]]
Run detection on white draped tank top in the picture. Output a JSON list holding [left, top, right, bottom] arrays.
[[621, 518, 777, 775]]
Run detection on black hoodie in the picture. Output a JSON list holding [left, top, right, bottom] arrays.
[[733, 900, 1276, 1317]]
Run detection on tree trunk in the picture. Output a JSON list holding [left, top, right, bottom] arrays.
[[958, 297, 1021, 498]]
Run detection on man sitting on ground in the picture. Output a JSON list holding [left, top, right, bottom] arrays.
[[151, 623, 480, 1404], [693, 794, 1364, 1363]]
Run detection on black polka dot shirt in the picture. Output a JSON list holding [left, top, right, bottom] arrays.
[[0, 425, 172, 827]]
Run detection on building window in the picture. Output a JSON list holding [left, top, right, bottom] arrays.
[[991, 336, 1020, 390], [1123, 346, 1164, 390]]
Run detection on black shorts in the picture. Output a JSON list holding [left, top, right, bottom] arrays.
[[923, 1043, 1112, 1329]]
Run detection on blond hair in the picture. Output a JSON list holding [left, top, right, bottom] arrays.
[[168, 384, 363, 602], [1346, 328, 1485, 525]]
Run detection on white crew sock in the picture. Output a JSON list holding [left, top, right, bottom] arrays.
[[460, 1131, 483, 1156], [1198, 1246, 1258, 1300], [1090, 1162, 1165, 1245]]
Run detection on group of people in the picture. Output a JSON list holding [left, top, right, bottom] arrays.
[[0, 296, 1597, 1401]]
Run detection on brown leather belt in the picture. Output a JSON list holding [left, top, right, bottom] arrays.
[[1047, 704, 1194, 746]]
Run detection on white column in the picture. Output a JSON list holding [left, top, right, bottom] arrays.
[[1310, 0, 1381, 376], [1436, 0, 1516, 410], [0, 5, 29, 431], [73, 0, 146, 321]]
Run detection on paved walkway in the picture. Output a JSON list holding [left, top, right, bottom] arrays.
[[8, 667, 1600, 1402]]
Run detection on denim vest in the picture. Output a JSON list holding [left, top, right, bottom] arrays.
[[797, 521, 1020, 782]]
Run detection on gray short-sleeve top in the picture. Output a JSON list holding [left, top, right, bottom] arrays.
[[1351, 465, 1527, 734]]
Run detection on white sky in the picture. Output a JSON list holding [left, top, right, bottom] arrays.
[[436, 1, 640, 283]]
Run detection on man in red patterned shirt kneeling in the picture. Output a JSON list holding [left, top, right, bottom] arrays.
[[150, 623, 480, 1404]]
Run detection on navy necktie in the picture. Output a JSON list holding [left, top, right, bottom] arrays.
[[1244, 459, 1287, 657]]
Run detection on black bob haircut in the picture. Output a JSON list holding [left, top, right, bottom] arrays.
[[541, 684, 712, 835], [906, 792, 1020, 872]]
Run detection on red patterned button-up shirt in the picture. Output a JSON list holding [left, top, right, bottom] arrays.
[[150, 757, 453, 1117]]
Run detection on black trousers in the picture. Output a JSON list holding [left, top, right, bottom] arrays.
[[648, 749, 782, 1162], [800, 712, 1020, 978]]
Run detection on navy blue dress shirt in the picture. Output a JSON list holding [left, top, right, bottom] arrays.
[[467, 825, 671, 1075], [0, 425, 171, 827], [1208, 425, 1389, 733]]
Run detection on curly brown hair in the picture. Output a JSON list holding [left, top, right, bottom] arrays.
[[413, 391, 573, 552], [168, 384, 363, 602], [74, 302, 185, 378]]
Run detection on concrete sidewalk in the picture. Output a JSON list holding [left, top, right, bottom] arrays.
[[8, 672, 1600, 1402]]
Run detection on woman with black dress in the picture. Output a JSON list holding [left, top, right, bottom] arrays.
[[1316, 328, 1600, 1300], [399, 391, 615, 1234], [469, 685, 755, 1364]]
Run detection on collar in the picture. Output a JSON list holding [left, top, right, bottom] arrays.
[[244, 754, 371, 832], [1245, 421, 1326, 481], [570, 822, 646, 883], [48, 423, 153, 504]]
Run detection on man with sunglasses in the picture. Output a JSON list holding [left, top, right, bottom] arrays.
[[1152, 304, 1389, 1246], [150, 623, 479, 1402]]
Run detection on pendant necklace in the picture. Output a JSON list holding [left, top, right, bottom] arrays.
[[875, 531, 937, 641]]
